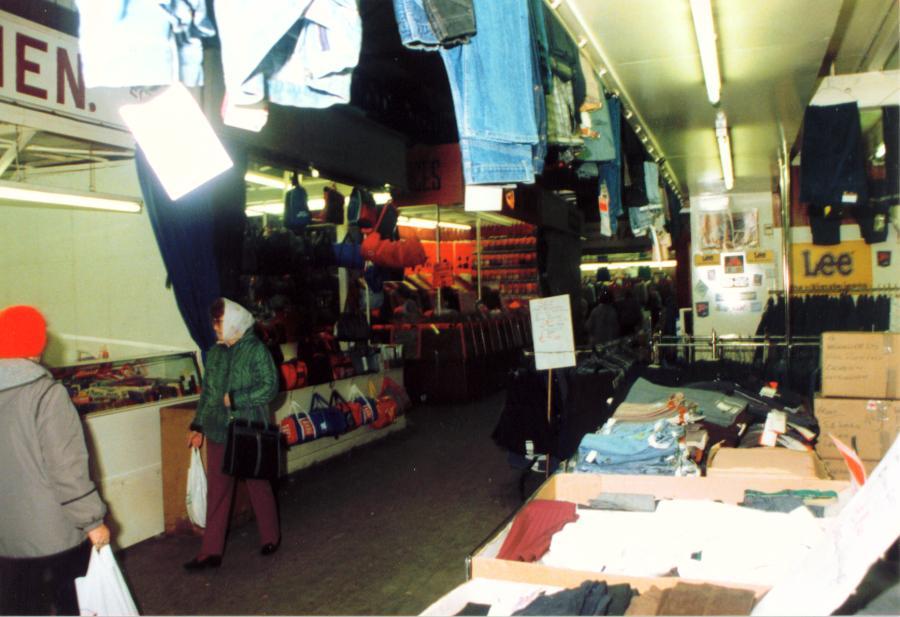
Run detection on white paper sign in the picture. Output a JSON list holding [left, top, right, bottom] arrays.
[[119, 83, 233, 201], [529, 295, 576, 371], [464, 185, 504, 211], [752, 434, 900, 616]]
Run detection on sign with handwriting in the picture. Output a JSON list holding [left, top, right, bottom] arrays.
[[529, 295, 576, 371]]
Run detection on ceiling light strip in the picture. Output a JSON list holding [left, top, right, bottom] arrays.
[[0, 180, 142, 213], [580, 260, 678, 272], [689, 0, 722, 105], [715, 111, 734, 190], [244, 171, 286, 189]]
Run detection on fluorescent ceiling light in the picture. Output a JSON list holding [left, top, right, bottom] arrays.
[[398, 215, 471, 231], [690, 0, 722, 105], [715, 111, 734, 190], [245, 171, 285, 189], [580, 260, 678, 272], [0, 180, 142, 213]]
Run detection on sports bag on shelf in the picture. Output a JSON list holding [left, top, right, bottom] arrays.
[[223, 408, 282, 480], [368, 380, 398, 429], [380, 375, 412, 412], [281, 402, 319, 446], [186, 447, 207, 528], [76, 545, 139, 617], [360, 204, 427, 269], [329, 389, 358, 431], [308, 392, 348, 437], [348, 383, 378, 426]]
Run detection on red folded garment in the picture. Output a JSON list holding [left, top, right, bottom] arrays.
[[496, 499, 578, 562]]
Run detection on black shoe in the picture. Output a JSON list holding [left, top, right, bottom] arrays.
[[183, 555, 222, 571], [260, 540, 280, 556]]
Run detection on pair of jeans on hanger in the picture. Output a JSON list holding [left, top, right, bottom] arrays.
[[393, 0, 541, 185]]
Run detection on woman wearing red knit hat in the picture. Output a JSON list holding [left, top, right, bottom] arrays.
[[0, 305, 111, 616]]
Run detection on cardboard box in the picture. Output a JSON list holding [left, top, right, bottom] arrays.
[[813, 396, 899, 460], [819, 457, 880, 481], [821, 332, 900, 399], [468, 473, 847, 597], [706, 447, 829, 479]]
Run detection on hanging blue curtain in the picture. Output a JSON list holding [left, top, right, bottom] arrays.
[[136, 148, 224, 352]]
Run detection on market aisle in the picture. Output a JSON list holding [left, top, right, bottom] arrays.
[[117, 390, 534, 615]]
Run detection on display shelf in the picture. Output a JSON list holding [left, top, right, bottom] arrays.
[[50, 351, 201, 415]]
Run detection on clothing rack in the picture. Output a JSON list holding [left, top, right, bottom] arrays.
[[768, 285, 900, 297], [650, 331, 820, 364], [521, 335, 639, 358]]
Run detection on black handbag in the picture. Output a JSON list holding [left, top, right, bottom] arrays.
[[222, 409, 282, 480]]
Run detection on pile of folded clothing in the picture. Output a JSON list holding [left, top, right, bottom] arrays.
[[575, 418, 697, 476]]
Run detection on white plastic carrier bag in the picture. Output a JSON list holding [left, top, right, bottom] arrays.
[[75, 544, 139, 616], [186, 446, 207, 527]]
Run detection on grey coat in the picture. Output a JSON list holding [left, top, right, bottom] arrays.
[[0, 359, 106, 558]]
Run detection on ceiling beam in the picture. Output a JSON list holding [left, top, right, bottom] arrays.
[[0, 128, 35, 176]]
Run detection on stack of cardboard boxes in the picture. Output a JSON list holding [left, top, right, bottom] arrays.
[[815, 332, 900, 480]]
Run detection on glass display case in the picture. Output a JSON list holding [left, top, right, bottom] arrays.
[[49, 351, 201, 415]]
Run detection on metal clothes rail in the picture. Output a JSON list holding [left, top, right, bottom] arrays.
[[650, 330, 820, 364]]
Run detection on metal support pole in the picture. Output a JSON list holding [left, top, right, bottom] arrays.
[[778, 140, 793, 381], [435, 204, 442, 315], [476, 214, 483, 300]]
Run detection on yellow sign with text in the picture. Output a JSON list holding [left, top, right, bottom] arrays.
[[694, 253, 720, 267], [746, 250, 774, 264], [791, 241, 872, 291]]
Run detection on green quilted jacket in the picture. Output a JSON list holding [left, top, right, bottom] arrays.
[[190, 331, 278, 444]]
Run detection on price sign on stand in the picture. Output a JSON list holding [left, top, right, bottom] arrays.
[[529, 295, 577, 370], [529, 295, 576, 477]]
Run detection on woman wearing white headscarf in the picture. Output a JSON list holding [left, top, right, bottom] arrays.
[[184, 298, 280, 571]]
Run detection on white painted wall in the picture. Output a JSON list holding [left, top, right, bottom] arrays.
[[0, 160, 199, 548], [0, 161, 196, 363], [690, 192, 782, 337]]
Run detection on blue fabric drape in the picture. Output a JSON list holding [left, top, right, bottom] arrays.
[[136, 148, 223, 352]]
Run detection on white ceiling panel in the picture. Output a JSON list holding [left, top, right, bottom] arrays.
[[557, 0, 847, 199]]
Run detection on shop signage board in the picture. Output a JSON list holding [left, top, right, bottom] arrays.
[[746, 250, 774, 264], [790, 240, 872, 292], [694, 253, 720, 267], [393, 143, 464, 206], [464, 185, 505, 212], [0, 9, 135, 131], [529, 294, 576, 371]]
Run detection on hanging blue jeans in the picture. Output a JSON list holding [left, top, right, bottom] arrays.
[[393, 0, 539, 185]]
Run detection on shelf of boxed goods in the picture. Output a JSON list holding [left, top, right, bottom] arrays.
[[477, 223, 541, 300]]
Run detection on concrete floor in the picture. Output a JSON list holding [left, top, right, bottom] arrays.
[[117, 391, 541, 615]]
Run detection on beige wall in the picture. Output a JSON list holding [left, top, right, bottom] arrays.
[[0, 161, 196, 364]]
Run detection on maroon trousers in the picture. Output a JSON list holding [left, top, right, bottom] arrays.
[[199, 441, 280, 558]]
